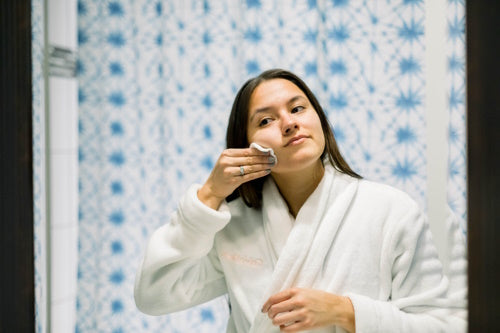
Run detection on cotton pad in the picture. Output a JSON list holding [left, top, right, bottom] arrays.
[[249, 142, 277, 165]]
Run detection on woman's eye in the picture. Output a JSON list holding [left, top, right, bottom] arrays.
[[258, 118, 272, 127], [291, 106, 305, 113]]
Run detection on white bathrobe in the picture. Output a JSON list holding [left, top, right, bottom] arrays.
[[134, 165, 467, 332]]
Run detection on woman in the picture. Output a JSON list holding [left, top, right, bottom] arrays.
[[134, 69, 467, 332]]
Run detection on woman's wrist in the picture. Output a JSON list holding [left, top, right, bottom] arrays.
[[337, 296, 356, 333], [197, 183, 225, 210]]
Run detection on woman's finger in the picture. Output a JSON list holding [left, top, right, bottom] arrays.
[[224, 147, 271, 157], [233, 164, 273, 177], [267, 299, 296, 321], [271, 310, 303, 327], [239, 169, 271, 182], [262, 289, 295, 313], [220, 148, 275, 168], [226, 155, 276, 167], [280, 320, 308, 332]]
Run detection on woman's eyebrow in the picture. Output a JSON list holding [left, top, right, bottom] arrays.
[[287, 95, 307, 105], [249, 106, 272, 122]]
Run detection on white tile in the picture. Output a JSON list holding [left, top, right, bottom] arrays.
[[50, 225, 78, 302], [48, 77, 65, 149], [48, 0, 77, 48], [67, 150, 79, 228], [66, 79, 79, 151], [66, 0, 77, 50], [49, 152, 78, 227], [48, 0, 66, 47], [49, 77, 78, 152], [51, 298, 77, 333]]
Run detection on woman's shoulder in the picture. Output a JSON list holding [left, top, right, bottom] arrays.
[[351, 179, 426, 241], [356, 178, 420, 211], [329, 163, 416, 206]]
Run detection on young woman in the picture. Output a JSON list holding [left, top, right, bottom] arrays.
[[134, 69, 467, 332]]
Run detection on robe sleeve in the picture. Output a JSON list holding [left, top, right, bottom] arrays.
[[346, 202, 467, 333], [134, 184, 231, 315]]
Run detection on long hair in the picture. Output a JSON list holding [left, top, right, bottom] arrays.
[[226, 69, 361, 208]]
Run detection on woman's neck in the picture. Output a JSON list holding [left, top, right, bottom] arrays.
[[271, 161, 325, 218]]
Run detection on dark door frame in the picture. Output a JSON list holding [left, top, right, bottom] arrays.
[[1, 1, 499, 332], [1, 0, 35, 332], [466, 2, 500, 331]]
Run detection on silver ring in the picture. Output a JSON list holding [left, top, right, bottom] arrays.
[[240, 166, 245, 176]]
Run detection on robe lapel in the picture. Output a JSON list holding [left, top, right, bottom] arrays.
[[262, 179, 295, 266], [249, 166, 359, 333]]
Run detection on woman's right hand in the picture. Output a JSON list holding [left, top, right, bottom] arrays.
[[197, 147, 276, 210]]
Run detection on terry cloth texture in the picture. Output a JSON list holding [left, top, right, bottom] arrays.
[[135, 165, 467, 333]]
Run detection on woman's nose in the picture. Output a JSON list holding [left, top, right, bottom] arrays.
[[282, 115, 298, 135]]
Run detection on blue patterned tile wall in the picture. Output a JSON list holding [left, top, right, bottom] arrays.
[[446, 0, 466, 230], [75, 1, 467, 332]]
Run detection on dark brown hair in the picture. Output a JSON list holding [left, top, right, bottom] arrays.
[[226, 68, 361, 208]]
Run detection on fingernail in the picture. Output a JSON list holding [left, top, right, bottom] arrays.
[[268, 157, 275, 164], [266, 169, 271, 173]]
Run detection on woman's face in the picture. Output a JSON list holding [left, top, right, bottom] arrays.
[[246, 78, 325, 174]]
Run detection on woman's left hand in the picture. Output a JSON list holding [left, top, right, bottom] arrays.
[[261, 288, 355, 332]]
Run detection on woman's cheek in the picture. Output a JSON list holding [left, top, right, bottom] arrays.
[[248, 129, 277, 149]]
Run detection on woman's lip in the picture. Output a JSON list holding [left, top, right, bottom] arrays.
[[285, 135, 307, 147]]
